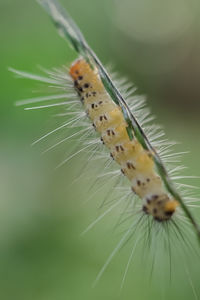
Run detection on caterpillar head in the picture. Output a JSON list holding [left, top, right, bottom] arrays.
[[143, 195, 178, 221]]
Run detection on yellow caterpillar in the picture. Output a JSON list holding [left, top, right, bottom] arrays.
[[69, 59, 178, 222]]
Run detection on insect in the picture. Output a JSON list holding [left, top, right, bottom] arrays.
[[10, 0, 200, 295], [69, 58, 178, 222]]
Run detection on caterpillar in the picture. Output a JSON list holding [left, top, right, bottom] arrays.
[[69, 59, 178, 222], [10, 0, 200, 296]]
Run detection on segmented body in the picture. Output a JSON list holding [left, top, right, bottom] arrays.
[[70, 59, 178, 221]]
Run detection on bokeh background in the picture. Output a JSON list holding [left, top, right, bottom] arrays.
[[1, 0, 200, 299]]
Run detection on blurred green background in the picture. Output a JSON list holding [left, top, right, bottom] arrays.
[[1, 0, 200, 299]]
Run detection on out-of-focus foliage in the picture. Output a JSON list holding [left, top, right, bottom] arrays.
[[1, 0, 200, 299]]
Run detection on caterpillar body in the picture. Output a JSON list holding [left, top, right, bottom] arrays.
[[69, 59, 178, 221]]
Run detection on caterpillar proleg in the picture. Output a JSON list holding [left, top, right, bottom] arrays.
[[11, 0, 200, 295]]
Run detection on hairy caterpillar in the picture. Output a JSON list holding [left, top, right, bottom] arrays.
[[69, 59, 178, 221], [10, 0, 200, 296]]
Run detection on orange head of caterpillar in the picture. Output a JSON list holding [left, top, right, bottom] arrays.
[[69, 59, 96, 84], [69, 59, 102, 102], [142, 195, 179, 222], [69, 59, 87, 80], [69, 59, 92, 100]]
